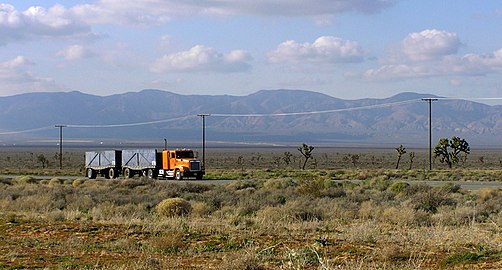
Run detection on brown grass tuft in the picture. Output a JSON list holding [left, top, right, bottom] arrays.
[[155, 197, 192, 217]]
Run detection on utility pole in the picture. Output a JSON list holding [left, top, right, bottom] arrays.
[[197, 114, 210, 167], [55, 125, 66, 170], [421, 98, 437, 170]]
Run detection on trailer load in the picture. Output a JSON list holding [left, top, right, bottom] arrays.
[[85, 148, 204, 180]]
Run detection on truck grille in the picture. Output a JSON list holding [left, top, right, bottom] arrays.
[[190, 160, 201, 171]]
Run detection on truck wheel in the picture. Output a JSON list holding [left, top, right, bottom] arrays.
[[108, 168, 116, 179], [196, 174, 203, 180], [124, 168, 132, 178], [87, 168, 96, 179], [175, 169, 182, 180], [147, 169, 156, 179]]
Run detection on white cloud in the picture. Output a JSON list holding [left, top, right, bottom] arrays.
[[0, 3, 92, 45], [150, 45, 252, 73], [364, 47, 502, 80], [361, 29, 502, 80], [268, 36, 364, 65], [0, 56, 58, 95], [401, 29, 461, 61], [57, 45, 95, 60], [69, 0, 397, 26]]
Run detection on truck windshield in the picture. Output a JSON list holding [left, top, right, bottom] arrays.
[[176, 151, 194, 159]]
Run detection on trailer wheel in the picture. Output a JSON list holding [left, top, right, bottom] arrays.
[[147, 169, 156, 179], [108, 168, 116, 179], [175, 169, 182, 180], [87, 168, 97, 179], [124, 168, 132, 178]]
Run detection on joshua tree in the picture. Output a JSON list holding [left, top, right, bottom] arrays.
[[350, 154, 359, 167], [283, 151, 293, 167], [297, 143, 315, 170], [408, 152, 415, 170], [395, 145, 407, 169], [433, 136, 470, 168], [37, 154, 48, 168]]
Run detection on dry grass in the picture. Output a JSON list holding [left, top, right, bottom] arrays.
[[0, 174, 501, 269]]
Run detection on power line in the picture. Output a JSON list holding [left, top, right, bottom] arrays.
[[65, 115, 195, 128], [0, 126, 53, 135], [0, 96, 500, 135], [209, 99, 421, 117]]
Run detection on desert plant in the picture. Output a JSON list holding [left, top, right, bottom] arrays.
[[350, 154, 359, 167], [297, 143, 315, 170], [156, 198, 192, 217], [282, 151, 293, 167], [395, 145, 406, 169], [37, 154, 48, 168], [408, 152, 415, 170], [433, 136, 470, 168]]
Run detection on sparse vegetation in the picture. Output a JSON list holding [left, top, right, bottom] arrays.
[[0, 147, 501, 268]]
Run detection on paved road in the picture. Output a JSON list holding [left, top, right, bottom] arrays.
[[2, 175, 501, 191]]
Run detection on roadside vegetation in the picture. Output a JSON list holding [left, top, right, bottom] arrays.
[[0, 146, 501, 268], [1, 175, 501, 269]]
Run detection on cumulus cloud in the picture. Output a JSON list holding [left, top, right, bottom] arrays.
[[1, 1, 397, 44], [364, 47, 502, 80], [0, 3, 92, 45], [57, 45, 95, 60], [0, 56, 57, 95], [268, 36, 365, 65], [150, 45, 252, 73], [401, 29, 461, 61], [361, 29, 502, 80]]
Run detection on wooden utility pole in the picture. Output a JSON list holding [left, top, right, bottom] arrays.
[[197, 114, 210, 167], [421, 98, 437, 170], [55, 125, 66, 169]]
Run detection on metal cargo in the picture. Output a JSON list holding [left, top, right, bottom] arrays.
[[85, 150, 122, 169], [122, 149, 159, 169]]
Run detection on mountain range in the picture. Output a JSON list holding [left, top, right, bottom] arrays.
[[1, 89, 501, 147]]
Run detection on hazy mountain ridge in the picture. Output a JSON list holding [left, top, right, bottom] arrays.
[[0, 89, 501, 146]]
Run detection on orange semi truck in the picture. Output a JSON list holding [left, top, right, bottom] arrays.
[[85, 148, 204, 180]]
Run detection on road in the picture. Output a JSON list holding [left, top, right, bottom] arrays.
[[2, 175, 502, 191]]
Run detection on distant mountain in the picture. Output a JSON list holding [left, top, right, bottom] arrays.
[[0, 89, 501, 147]]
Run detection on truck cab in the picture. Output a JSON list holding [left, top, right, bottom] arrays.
[[159, 149, 204, 180]]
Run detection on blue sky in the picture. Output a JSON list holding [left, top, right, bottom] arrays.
[[1, 0, 502, 101]]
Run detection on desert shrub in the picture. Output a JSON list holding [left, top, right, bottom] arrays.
[[478, 188, 502, 202], [439, 182, 462, 193], [191, 201, 212, 217], [226, 180, 263, 191], [0, 177, 12, 186], [14, 175, 36, 184], [409, 188, 456, 213], [156, 197, 192, 218], [364, 177, 393, 191], [296, 177, 332, 197], [358, 200, 381, 220], [380, 205, 430, 226], [320, 186, 346, 198], [390, 182, 410, 194], [72, 179, 86, 187], [49, 177, 63, 185], [433, 205, 474, 226], [282, 199, 325, 221], [262, 178, 297, 190]]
